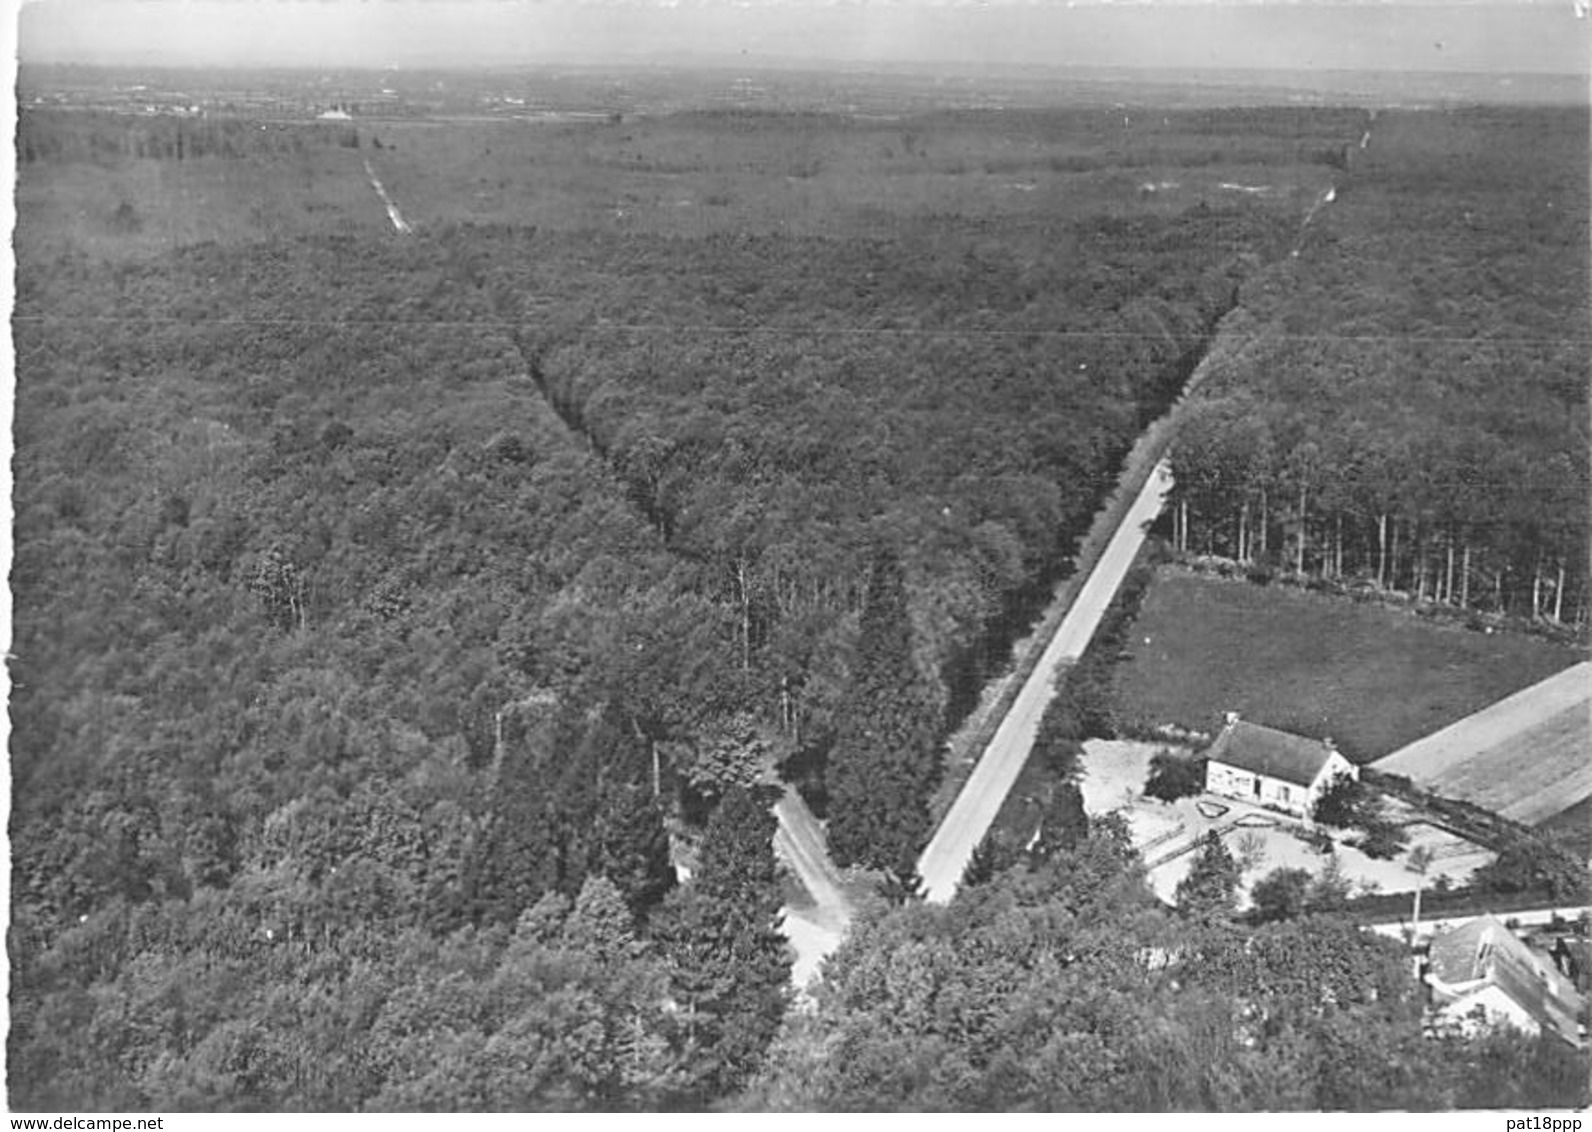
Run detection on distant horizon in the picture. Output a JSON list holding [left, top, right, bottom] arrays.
[[16, 54, 1591, 80], [18, 1, 1592, 77]]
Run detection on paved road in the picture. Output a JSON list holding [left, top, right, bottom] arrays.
[[918, 458, 1175, 904]]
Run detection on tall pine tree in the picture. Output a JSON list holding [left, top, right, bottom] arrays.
[[592, 782, 675, 918], [824, 552, 942, 874], [1175, 830, 1241, 920], [655, 785, 790, 1100], [1031, 781, 1090, 860], [466, 701, 672, 924]]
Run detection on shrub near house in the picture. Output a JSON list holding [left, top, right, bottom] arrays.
[[1144, 748, 1208, 803], [1311, 769, 1410, 858]]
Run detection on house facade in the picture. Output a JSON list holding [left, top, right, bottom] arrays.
[[1424, 915, 1586, 1047], [1203, 715, 1356, 819]]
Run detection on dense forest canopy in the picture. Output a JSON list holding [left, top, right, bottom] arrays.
[[10, 86, 1588, 1110], [1169, 106, 1591, 626]]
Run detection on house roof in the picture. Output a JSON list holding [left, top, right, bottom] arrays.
[[1429, 915, 1586, 1045], [1205, 720, 1340, 788], [1428, 915, 1528, 985]]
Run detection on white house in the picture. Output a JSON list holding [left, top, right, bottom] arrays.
[[1203, 715, 1356, 819], [1424, 915, 1586, 1047]]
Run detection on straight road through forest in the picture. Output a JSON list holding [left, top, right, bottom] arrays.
[[917, 458, 1175, 904]]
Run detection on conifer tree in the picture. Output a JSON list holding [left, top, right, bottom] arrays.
[[467, 705, 672, 925], [560, 875, 641, 962], [962, 833, 1019, 887], [467, 752, 563, 925], [1175, 830, 1241, 919], [592, 782, 675, 918], [824, 552, 943, 872], [1031, 782, 1090, 860], [654, 786, 790, 1099]]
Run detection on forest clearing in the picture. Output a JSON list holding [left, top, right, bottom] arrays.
[[1076, 741, 1494, 906], [1112, 569, 1583, 763]]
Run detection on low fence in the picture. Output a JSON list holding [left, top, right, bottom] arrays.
[[1143, 811, 1303, 871], [1136, 820, 1191, 860], [1350, 888, 1591, 929], [1366, 768, 1537, 854]]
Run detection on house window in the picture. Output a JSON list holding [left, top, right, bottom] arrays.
[[1280, 785, 1290, 804], [1252, 777, 1262, 799]]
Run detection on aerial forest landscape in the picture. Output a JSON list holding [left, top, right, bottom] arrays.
[[9, 0, 1592, 1114]]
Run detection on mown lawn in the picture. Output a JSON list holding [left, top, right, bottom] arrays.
[[1113, 569, 1585, 764]]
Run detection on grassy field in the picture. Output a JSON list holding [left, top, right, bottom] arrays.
[[1439, 705, 1592, 824], [366, 112, 1337, 240], [1372, 662, 1591, 827], [1113, 569, 1585, 764], [13, 145, 391, 263], [15, 104, 1338, 266]]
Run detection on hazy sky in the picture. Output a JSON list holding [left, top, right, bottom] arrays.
[[15, 0, 1592, 73]]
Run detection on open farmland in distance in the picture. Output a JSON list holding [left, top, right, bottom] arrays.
[[1374, 662, 1592, 827], [1112, 570, 1585, 764], [14, 95, 1350, 261]]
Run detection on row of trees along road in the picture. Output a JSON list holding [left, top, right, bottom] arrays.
[[1169, 106, 1589, 627]]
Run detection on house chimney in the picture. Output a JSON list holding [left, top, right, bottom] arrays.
[[1224, 711, 1240, 727]]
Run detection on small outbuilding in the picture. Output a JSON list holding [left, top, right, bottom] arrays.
[[1424, 915, 1586, 1047], [1203, 714, 1356, 819]]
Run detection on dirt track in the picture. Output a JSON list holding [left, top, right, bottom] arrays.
[[773, 785, 854, 986], [363, 158, 413, 235]]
